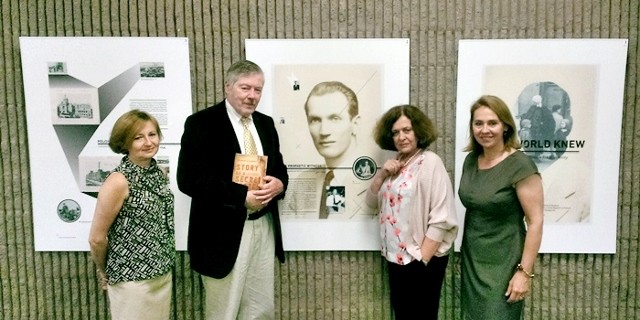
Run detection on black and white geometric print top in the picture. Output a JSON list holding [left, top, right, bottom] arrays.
[[106, 156, 175, 284]]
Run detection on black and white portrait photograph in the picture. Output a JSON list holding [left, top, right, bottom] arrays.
[[246, 38, 409, 250]]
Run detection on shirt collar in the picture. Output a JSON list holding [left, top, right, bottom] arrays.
[[225, 100, 252, 124]]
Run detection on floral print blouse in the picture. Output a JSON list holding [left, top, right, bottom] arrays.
[[379, 153, 424, 265]]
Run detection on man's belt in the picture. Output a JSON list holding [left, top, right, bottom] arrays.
[[247, 209, 269, 220]]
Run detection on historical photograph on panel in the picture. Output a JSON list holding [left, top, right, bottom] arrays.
[[140, 62, 165, 78], [48, 61, 67, 75], [78, 156, 122, 192], [50, 87, 100, 125], [156, 155, 170, 182], [272, 64, 383, 221], [483, 65, 596, 224]]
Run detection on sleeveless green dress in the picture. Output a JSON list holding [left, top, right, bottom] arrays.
[[458, 151, 538, 319]]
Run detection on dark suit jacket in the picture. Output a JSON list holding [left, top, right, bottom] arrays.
[[177, 101, 288, 279]]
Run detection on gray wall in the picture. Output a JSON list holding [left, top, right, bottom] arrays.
[[1, 0, 638, 319]]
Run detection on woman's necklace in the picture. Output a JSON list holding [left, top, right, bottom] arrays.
[[388, 148, 422, 186], [398, 148, 422, 167]]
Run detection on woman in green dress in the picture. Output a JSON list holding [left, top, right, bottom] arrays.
[[458, 95, 544, 319]]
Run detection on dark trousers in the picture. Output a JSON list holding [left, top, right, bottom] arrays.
[[387, 255, 449, 320]]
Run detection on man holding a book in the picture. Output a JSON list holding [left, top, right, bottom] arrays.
[[177, 60, 288, 320]]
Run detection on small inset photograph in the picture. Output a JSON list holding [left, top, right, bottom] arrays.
[[156, 155, 170, 182], [47, 61, 67, 75], [140, 62, 165, 78], [325, 186, 346, 215], [79, 156, 121, 192], [57, 199, 81, 223], [50, 88, 100, 125]]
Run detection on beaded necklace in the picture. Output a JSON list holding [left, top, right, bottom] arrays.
[[397, 148, 422, 167], [388, 148, 422, 185]]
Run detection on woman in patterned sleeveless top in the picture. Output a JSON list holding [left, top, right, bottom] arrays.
[[89, 109, 175, 320]]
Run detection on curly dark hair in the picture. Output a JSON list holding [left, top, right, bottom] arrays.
[[373, 104, 438, 151]]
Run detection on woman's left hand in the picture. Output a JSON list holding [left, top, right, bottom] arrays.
[[505, 271, 530, 303], [96, 269, 108, 291]]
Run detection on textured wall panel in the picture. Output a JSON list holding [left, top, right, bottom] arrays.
[[0, 0, 638, 319]]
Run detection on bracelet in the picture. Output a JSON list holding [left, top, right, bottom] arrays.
[[516, 263, 535, 278]]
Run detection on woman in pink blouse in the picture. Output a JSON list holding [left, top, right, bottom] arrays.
[[366, 104, 458, 320]]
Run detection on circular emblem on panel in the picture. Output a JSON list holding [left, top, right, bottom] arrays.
[[57, 199, 81, 223], [352, 156, 377, 180]]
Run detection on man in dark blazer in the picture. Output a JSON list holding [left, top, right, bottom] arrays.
[[177, 60, 288, 320]]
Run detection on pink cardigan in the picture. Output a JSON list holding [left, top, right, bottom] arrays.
[[366, 150, 459, 259]]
